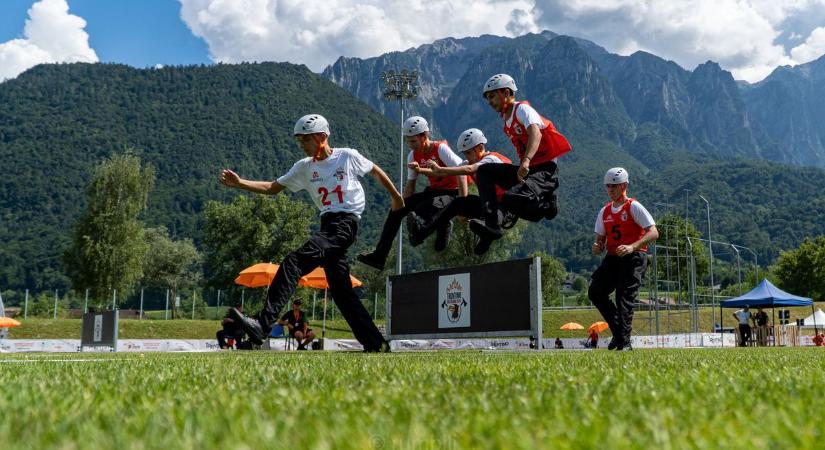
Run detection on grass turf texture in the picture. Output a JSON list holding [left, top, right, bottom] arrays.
[[0, 349, 822, 449]]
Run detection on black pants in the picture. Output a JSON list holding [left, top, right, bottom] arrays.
[[476, 161, 558, 226], [258, 212, 385, 351], [588, 253, 648, 345], [371, 188, 457, 260], [417, 195, 483, 240], [738, 324, 751, 347]]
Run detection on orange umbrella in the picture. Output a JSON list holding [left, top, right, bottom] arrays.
[[234, 263, 280, 288], [299, 266, 362, 289], [588, 321, 610, 334], [0, 317, 22, 328], [559, 322, 584, 330]]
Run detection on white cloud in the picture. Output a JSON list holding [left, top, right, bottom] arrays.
[[790, 26, 825, 64], [178, 0, 537, 72], [178, 0, 825, 82], [0, 0, 98, 82], [530, 0, 825, 82]]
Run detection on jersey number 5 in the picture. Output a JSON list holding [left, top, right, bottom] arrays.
[[611, 225, 621, 241], [318, 185, 344, 206]]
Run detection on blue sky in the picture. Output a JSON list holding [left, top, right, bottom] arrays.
[[0, 0, 209, 67], [1, 0, 825, 83]]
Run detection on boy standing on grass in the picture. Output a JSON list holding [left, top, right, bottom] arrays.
[[589, 168, 658, 351], [219, 114, 403, 352]]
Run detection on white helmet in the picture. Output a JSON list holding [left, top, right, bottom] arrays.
[[604, 167, 629, 184], [293, 114, 330, 136], [403, 116, 429, 136], [457, 128, 487, 153], [482, 73, 517, 95]]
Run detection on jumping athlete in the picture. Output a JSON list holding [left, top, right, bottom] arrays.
[[219, 114, 403, 352], [469, 73, 572, 253], [588, 168, 658, 351], [409, 128, 512, 255], [357, 116, 467, 270]]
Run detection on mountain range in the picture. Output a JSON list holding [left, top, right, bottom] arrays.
[[323, 30, 825, 168]]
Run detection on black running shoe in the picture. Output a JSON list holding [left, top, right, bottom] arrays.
[[469, 218, 502, 240], [621, 344, 633, 351], [406, 212, 425, 247], [363, 340, 391, 353], [607, 338, 621, 350], [229, 308, 266, 346], [434, 221, 453, 251], [356, 252, 385, 270], [501, 211, 519, 229], [544, 193, 558, 220]]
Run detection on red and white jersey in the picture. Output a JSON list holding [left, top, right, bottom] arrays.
[[277, 148, 374, 217], [595, 198, 655, 255], [504, 101, 572, 165], [407, 140, 463, 189]]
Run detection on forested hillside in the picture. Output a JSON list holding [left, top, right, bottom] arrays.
[[2, 61, 825, 292]]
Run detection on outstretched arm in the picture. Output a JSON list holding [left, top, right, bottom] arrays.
[[369, 165, 405, 211], [220, 169, 285, 195]]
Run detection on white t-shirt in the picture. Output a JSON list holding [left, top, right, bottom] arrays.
[[277, 148, 373, 218], [734, 310, 752, 325], [461, 153, 507, 167], [407, 142, 464, 180], [594, 200, 655, 235], [506, 102, 545, 130]]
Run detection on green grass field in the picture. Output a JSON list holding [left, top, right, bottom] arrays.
[[1, 349, 822, 449]]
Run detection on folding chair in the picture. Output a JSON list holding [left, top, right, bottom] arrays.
[[269, 324, 294, 351]]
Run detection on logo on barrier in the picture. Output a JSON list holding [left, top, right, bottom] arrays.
[[438, 273, 470, 328]]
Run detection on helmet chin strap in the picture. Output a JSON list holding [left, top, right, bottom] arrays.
[[497, 90, 510, 119], [312, 134, 326, 160]]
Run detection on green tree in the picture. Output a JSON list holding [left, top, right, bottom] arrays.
[[202, 194, 314, 288], [422, 218, 528, 270], [530, 251, 567, 307], [773, 237, 825, 300], [141, 226, 200, 318], [63, 153, 155, 308]]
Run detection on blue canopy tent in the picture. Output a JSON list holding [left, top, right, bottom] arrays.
[[720, 279, 815, 346]]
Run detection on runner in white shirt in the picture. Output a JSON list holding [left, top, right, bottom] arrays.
[[411, 128, 513, 255], [219, 114, 403, 352], [588, 167, 659, 351], [358, 116, 468, 270]]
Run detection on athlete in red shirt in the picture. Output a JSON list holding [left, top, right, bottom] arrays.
[[468, 73, 572, 252], [589, 168, 659, 351], [358, 116, 467, 270]]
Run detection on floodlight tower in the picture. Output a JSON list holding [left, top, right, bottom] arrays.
[[380, 69, 418, 275]]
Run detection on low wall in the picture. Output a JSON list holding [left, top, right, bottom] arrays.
[[0, 333, 740, 353]]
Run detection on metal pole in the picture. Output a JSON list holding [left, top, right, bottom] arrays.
[[53, 289, 58, 319], [84, 289, 89, 314], [165, 289, 169, 320], [241, 289, 245, 310], [192, 290, 196, 320], [732, 245, 742, 295], [397, 98, 404, 275], [112, 289, 117, 310], [698, 195, 714, 330], [312, 291, 317, 321], [139, 288, 144, 320], [24, 289, 29, 319], [216, 289, 221, 319], [374, 292, 378, 319]]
